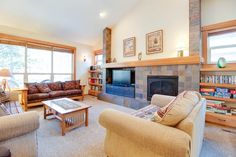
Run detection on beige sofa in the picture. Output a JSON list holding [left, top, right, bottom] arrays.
[[0, 111, 40, 157], [99, 94, 206, 157]]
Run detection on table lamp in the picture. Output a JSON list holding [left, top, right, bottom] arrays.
[[0, 68, 12, 92]]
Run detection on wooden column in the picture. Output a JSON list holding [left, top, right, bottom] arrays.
[[189, 0, 201, 56]]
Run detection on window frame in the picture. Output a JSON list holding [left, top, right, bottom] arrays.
[[202, 20, 236, 65], [0, 33, 76, 86], [94, 49, 103, 65]]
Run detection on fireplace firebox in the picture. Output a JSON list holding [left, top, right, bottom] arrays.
[[147, 76, 178, 101]]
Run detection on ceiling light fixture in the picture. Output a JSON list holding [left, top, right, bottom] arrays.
[[99, 11, 107, 18]]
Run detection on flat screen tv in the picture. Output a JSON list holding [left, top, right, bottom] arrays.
[[112, 70, 131, 86]]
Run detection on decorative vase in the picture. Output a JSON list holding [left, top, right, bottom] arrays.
[[217, 57, 227, 68], [113, 58, 117, 63], [138, 52, 142, 61], [177, 50, 184, 57]]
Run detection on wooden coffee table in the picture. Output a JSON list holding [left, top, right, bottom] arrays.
[[43, 98, 91, 136]]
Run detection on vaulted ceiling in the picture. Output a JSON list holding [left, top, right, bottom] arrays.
[[0, 0, 141, 46]]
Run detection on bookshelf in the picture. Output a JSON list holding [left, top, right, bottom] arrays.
[[200, 83, 236, 89], [206, 112, 236, 128], [200, 64, 236, 128], [200, 67, 236, 72], [88, 69, 103, 97], [203, 96, 236, 103]]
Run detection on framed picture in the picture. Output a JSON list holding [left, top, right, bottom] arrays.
[[146, 30, 163, 54], [123, 37, 136, 57]]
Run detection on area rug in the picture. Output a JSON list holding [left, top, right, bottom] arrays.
[[36, 96, 236, 157]]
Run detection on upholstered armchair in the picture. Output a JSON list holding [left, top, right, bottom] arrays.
[[0, 111, 40, 157], [99, 94, 206, 157]]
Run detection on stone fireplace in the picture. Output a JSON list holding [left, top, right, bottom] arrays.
[[147, 75, 178, 101], [99, 56, 201, 109], [135, 64, 200, 101]]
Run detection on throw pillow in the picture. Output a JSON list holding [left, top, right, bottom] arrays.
[[62, 81, 76, 90], [0, 90, 10, 103], [25, 83, 40, 94], [154, 91, 201, 126], [48, 82, 62, 91], [36, 83, 51, 93], [75, 80, 81, 89]]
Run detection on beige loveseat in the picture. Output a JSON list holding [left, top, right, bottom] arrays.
[[0, 111, 39, 157], [99, 94, 206, 157]]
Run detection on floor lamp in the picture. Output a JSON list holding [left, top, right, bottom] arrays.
[[0, 68, 12, 92]]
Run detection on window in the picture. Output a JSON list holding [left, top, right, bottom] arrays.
[[94, 49, 103, 66], [0, 44, 25, 73], [0, 44, 25, 87], [27, 48, 52, 73], [208, 30, 236, 63], [95, 54, 103, 65], [202, 20, 236, 64], [53, 51, 73, 82], [0, 36, 75, 87], [53, 51, 72, 73]]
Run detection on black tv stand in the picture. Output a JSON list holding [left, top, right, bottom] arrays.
[[106, 84, 135, 98]]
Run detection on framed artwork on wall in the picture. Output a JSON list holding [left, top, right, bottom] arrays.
[[123, 37, 136, 57], [146, 30, 163, 54]]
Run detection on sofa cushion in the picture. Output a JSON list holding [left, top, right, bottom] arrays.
[[48, 82, 62, 91], [36, 83, 51, 93], [27, 93, 49, 101], [62, 81, 76, 90], [25, 83, 40, 94], [49, 91, 66, 98], [64, 89, 82, 96], [154, 91, 201, 126], [0, 147, 11, 157]]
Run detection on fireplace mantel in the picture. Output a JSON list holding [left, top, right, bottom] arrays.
[[103, 56, 202, 68]]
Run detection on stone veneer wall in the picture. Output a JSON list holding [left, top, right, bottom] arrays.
[[189, 0, 201, 56], [135, 64, 200, 100]]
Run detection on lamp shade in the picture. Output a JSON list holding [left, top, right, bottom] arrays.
[[0, 68, 12, 78]]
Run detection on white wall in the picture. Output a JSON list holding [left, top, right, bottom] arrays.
[[111, 0, 189, 62], [76, 44, 94, 93], [201, 0, 236, 26], [0, 25, 94, 93]]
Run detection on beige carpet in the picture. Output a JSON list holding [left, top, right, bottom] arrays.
[[35, 96, 236, 157]]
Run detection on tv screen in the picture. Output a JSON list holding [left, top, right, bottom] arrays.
[[112, 70, 131, 86]]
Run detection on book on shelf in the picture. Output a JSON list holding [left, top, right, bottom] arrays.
[[206, 100, 232, 115], [200, 87, 236, 99], [231, 109, 236, 115], [200, 75, 236, 84]]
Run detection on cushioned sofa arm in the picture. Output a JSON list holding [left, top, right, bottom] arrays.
[[151, 94, 175, 107], [0, 111, 39, 142], [99, 109, 191, 157]]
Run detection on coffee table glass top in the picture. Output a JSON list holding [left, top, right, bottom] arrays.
[[43, 98, 91, 114]]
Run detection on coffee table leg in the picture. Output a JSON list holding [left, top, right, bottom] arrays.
[[85, 109, 88, 127], [61, 116, 66, 136]]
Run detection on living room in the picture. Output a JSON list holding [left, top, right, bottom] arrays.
[[0, 0, 236, 157]]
